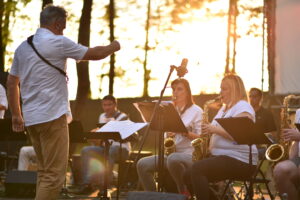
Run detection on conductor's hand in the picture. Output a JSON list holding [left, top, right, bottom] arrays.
[[12, 115, 24, 132], [282, 128, 300, 142], [111, 40, 121, 52]]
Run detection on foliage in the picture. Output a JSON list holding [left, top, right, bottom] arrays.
[[0, 0, 31, 72]]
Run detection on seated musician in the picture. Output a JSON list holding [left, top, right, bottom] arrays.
[[249, 87, 277, 145], [0, 83, 8, 119], [18, 146, 36, 170], [273, 108, 300, 200], [136, 78, 203, 197], [184, 74, 258, 200], [75, 95, 130, 194]]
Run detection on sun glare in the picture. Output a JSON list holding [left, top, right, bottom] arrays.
[[5, 0, 266, 100]]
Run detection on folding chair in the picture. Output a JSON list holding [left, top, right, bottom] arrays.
[[220, 156, 275, 200]]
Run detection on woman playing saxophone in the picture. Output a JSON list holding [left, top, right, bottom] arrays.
[[184, 74, 258, 200], [273, 108, 300, 200], [136, 78, 203, 196]]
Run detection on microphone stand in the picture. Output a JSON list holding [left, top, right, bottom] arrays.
[[128, 65, 177, 192]]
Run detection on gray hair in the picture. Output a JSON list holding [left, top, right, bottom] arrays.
[[40, 4, 67, 26]]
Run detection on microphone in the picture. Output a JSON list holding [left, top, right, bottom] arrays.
[[176, 58, 188, 78]]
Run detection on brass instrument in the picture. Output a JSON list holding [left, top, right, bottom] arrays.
[[164, 135, 175, 156], [265, 95, 300, 162], [191, 96, 221, 161]]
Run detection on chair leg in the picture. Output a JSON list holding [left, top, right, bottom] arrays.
[[259, 169, 274, 200], [220, 180, 231, 200]]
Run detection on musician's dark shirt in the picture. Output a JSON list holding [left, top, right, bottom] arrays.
[[255, 106, 277, 134]]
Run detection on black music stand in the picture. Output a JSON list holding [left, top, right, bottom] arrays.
[[86, 121, 146, 200], [0, 119, 26, 173], [69, 120, 86, 144], [134, 101, 187, 191], [215, 117, 272, 200], [0, 118, 27, 141]]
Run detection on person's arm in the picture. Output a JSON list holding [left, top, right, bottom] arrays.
[[182, 131, 201, 140], [0, 104, 6, 110], [81, 40, 120, 60], [7, 75, 24, 132], [202, 111, 254, 141], [281, 128, 300, 159], [289, 141, 299, 159]]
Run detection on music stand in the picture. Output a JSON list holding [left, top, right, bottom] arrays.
[[215, 117, 272, 200], [68, 120, 86, 144], [0, 119, 26, 173], [86, 121, 147, 200], [134, 101, 187, 191], [0, 119, 27, 141]]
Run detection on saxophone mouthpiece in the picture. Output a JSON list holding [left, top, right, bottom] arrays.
[[215, 95, 222, 101]]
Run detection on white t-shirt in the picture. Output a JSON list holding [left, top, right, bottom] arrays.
[[10, 28, 88, 126], [295, 108, 300, 124], [171, 104, 203, 154], [98, 111, 131, 152], [0, 84, 8, 119], [209, 100, 258, 165]]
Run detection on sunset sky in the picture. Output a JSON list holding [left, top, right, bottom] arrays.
[[5, 0, 267, 100]]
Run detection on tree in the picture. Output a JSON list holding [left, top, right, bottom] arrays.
[[73, 0, 93, 120], [225, 0, 238, 75], [108, 0, 115, 95], [1, 0, 31, 73], [142, 0, 151, 97]]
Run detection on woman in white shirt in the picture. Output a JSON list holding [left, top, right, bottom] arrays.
[[273, 108, 300, 200], [185, 74, 257, 200], [137, 78, 203, 196]]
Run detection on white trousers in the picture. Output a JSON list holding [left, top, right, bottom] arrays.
[[18, 146, 36, 170]]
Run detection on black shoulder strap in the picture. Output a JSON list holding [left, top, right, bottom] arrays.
[[114, 111, 128, 121], [27, 35, 68, 80]]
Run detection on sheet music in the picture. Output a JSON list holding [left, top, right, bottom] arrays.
[[96, 120, 147, 140]]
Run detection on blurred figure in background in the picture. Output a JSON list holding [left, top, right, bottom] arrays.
[[75, 95, 130, 194]]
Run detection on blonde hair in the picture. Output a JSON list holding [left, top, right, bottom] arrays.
[[222, 74, 248, 108]]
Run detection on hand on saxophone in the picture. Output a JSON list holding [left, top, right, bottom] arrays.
[[201, 123, 216, 135], [166, 132, 176, 137], [282, 128, 300, 142]]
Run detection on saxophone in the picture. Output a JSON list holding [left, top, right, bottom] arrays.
[[265, 95, 300, 162], [164, 135, 175, 156], [191, 96, 221, 161]]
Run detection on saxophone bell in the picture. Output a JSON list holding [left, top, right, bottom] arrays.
[[265, 95, 300, 162], [164, 136, 176, 156]]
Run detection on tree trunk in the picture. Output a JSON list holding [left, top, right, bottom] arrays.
[[73, 0, 92, 120], [1, 0, 15, 73], [0, 0, 4, 73], [225, 0, 238, 75], [266, 0, 276, 95], [42, 0, 53, 9], [108, 0, 115, 95], [142, 0, 151, 97]]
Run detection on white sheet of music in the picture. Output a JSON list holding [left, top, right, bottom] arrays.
[[96, 120, 147, 140]]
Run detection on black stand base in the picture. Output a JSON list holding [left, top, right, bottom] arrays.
[[97, 190, 111, 200], [60, 187, 75, 199]]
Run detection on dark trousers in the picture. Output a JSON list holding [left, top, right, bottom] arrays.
[[184, 155, 256, 200]]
